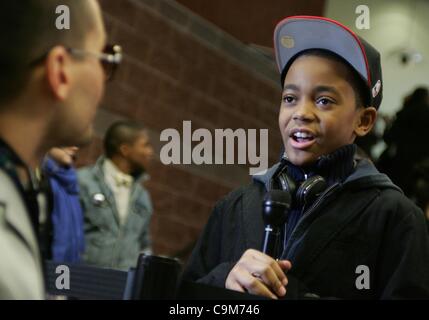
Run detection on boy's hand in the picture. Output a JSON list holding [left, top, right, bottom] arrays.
[[225, 249, 292, 299]]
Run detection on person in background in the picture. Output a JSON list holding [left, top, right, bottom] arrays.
[[411, 158, 429, 232], [78, 121, 154, 270], [43, 147, 85, 263], [378, 87, 429, 195], [0, 0, 114, 299]]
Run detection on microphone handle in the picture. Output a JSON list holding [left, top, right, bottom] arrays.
[[262, 225, 281, 258]]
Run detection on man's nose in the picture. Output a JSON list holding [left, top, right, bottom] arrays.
[[146, 146, 154, 157]]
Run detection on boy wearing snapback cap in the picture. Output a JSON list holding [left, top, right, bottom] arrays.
[[183, 16, 429, 299]]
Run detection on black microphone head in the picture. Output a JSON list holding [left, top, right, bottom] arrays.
[[262, 190, 291, 227]]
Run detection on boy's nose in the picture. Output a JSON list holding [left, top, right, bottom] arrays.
[[292, 101, 316, 123]]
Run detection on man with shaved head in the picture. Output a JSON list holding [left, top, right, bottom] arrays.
[[0, 0, 121, 299], [78, 121, 154, 270]]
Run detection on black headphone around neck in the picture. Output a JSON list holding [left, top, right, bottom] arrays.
[[271, 163, 328, 209]]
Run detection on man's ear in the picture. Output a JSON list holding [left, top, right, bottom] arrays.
[[355, 106, 377, 137], [45, 46, 72, 101]]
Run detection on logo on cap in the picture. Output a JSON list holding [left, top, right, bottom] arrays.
[[372, 80, 381, 98], [281, 36, 295, 49]]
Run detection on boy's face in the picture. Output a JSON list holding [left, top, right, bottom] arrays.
[[279, 54, 375, 166]]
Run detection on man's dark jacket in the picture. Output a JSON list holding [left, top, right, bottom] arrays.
[[182, 159, 429, 299]]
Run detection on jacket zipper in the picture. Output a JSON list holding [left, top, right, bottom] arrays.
[[281, 182, 341, 258]]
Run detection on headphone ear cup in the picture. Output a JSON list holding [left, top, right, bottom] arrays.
[[278, 172, 297, 200], [296, 175, 327, 208]]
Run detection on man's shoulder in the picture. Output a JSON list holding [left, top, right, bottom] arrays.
[[0, 203, 44, 299], [0, 169, 20, 206], [0, 170, 26, 228], [0, 201, 5, 223], [0, 167, 13, 196]]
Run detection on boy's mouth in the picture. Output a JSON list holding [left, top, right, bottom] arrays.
[[289, 128, 317, 149]]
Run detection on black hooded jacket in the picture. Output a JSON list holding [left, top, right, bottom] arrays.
[[182, 152, 429, 299]]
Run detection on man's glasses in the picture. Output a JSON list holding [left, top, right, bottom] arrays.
[[29, 44, 123, 81], [67, 44, 123, 81]]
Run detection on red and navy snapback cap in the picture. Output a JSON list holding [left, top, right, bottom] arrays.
[[274, 16, 383, 110]]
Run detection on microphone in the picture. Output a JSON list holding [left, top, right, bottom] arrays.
[[261, 190, 291, 258]]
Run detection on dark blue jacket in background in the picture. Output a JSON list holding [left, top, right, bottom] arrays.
[[43, 157, 85, 263]]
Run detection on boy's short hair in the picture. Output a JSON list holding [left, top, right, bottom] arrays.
[[274, 16, 383, 110], [0, 1, 95, 106], [281, 49, 371, 109]]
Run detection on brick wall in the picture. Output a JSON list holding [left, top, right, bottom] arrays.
[[77, 0, 284, 263], [176, 0, 326, 47]]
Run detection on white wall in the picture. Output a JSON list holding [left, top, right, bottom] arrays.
[[325, 0, 429, 116]]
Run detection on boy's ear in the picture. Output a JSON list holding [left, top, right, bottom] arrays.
[[354, 106, 377, 137]]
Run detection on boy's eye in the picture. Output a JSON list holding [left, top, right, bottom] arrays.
[[282, 95, 296, 104], [316, 97, 335, 106]]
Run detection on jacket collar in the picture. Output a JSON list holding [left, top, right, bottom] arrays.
[[253, 150, 400, 193], [283, 144, 357, 185], [93, 156, 148, 185]]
